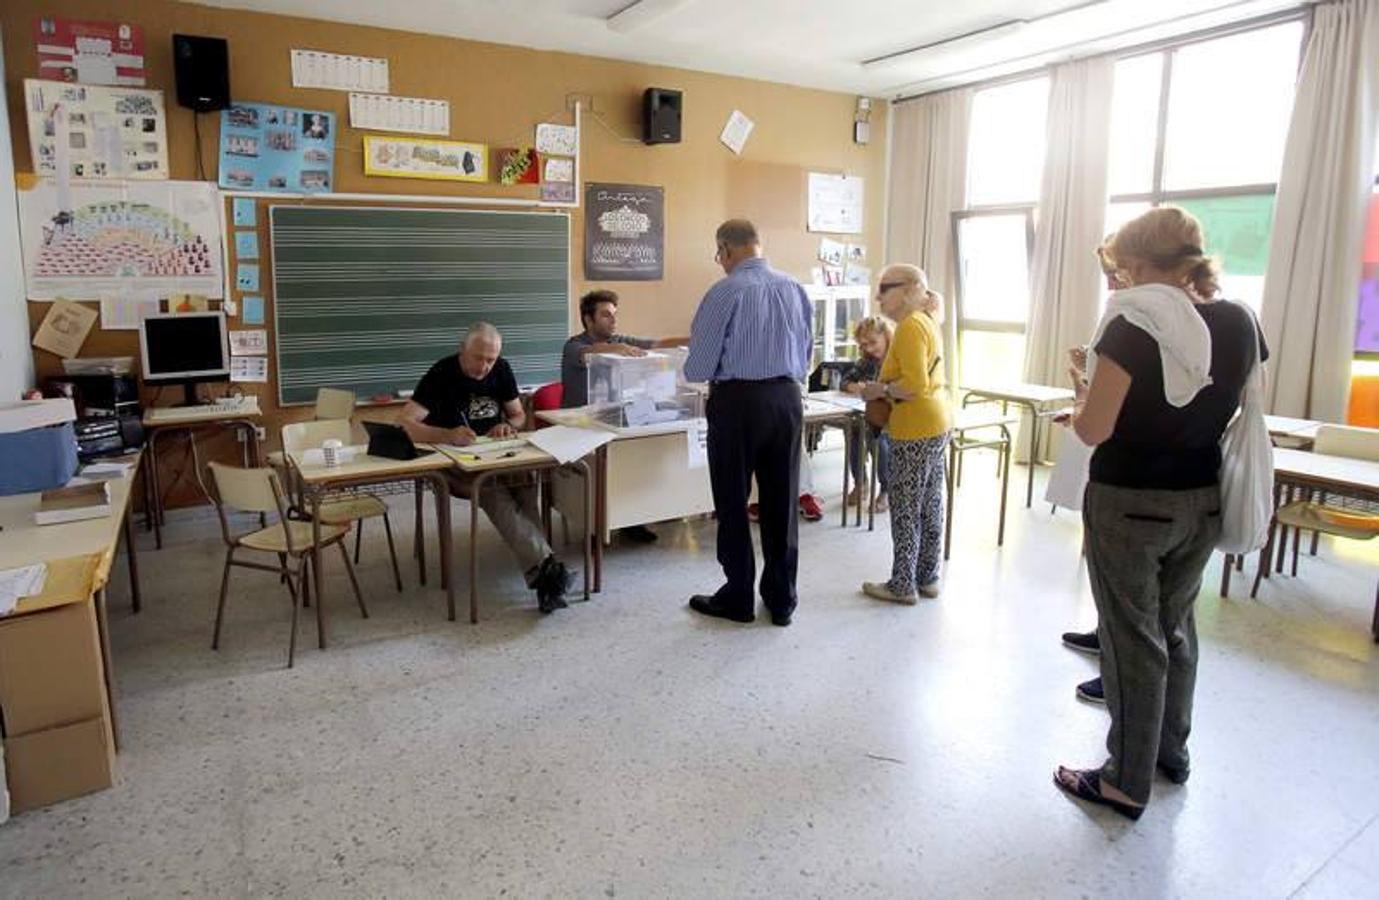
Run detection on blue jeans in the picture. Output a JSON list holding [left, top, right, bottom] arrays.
[[849, 427, 891, 493]]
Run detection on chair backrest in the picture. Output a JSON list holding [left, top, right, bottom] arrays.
[[1314, 424, 1379, 462], [208, 462, 286, 515], [281, 418, 354, 455], [531, 381, 564, 411], [314, 387, 356, 420]]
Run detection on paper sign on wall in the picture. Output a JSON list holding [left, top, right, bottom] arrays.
[[719, 110, 754, 155], [219, 102, 335, 194], [99, 296, 160, 330], [349, 92, 449, 136], [535, 123, 577, 156], [25, 78, 168, 180], [242, 296, 265, 325], [235, 231, 259, 260], [34, 17, 146, 86], [229, 330, 268, 356], [807, 172, 865, 234], [291, 49, 389, 93], [33, 300, 98, 358], [230, 356, 269, 383]]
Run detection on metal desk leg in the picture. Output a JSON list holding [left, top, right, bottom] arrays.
[[148, 429, 166, 549], [414, 480, 428, 586], [469, 472, 493, 624], [123, 504, 142, 613], [1024, 402, 1039, 509], [840, 421, 851, 528], [997, 425, 1012, 546], [595, 445, 609, 586], [310, 487, 327, 649], [579, 460, 593, 602], [428, 472, 454, 622]]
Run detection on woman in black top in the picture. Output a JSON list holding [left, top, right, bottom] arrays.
[[1054, 207, 1265, 820]]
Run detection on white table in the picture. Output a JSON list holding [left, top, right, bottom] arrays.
[[960, 383, 1077, 509]]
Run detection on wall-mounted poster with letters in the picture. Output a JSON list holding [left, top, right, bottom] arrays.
[[584, 183, 663, 281]]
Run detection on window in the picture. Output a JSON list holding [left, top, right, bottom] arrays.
[[1105, 21, 1304, 312], [955, 76, 1049, 385]]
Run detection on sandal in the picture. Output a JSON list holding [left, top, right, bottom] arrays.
[[1053, 766, 1144, 821]]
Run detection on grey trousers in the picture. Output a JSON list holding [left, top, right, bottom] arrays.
[[448, 472, 553, 585], [1083, 481, 1222, 804]]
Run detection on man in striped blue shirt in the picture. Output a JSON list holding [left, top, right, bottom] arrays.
[[683, 219, 813, 627]]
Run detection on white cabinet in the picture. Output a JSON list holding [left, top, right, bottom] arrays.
[[805, 285, 871, 365]]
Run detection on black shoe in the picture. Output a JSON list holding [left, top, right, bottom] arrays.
[[621, 524, 658, 544], [688, 594, 754, 624], [770, 611, 792, 627], [536, 558, 572, 614], [1157, 762, 1190, 785], [1076, 676, 1105, 704], [1062, 630, 1101, 656]]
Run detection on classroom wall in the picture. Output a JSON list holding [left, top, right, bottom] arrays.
[[0, 24, 34, 402], [2, 0, 887, 509]]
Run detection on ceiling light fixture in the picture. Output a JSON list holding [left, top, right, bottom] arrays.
[[862, 18, 1030, 68], [606, 0, 698, 33]]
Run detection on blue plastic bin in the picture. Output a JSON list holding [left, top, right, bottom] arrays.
[[0, 423, 80, 496]]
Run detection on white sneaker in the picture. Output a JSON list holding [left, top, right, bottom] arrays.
[[862, 581, 918, 605], [918, 581, 941, 598]]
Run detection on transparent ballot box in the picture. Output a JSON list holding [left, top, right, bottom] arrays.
[[586, 348, 703, 428]]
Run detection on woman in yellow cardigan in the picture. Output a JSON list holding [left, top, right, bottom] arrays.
[[860, 264, 952, 603]]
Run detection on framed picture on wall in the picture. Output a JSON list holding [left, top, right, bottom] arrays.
[[363, 136, 488, 182]]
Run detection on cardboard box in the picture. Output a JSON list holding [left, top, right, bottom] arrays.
[[4, 717, 114, 813], [0, 597, 114, 813], [0, 600, 106, 735]]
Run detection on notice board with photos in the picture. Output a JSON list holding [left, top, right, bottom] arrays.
[[269, 205, 569, 405]]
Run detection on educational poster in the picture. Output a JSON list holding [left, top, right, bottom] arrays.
[[535, 123, 577, 156], [25, 78, 168, 180], [34, 17, 146, 86], [19, 181, 223, 301], [99, 296, 161, 330], [32, 300, 98, 359], [363, 136, 488, 182], [218, 102, 335, 193], [807, 172, 864, 234], [584, 183, 664, 281]]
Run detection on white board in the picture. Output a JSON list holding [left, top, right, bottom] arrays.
[[807, 172, 864, 234]]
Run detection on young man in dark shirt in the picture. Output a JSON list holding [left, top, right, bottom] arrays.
[[400, 322, 574, 613], [560, 289, 687, 543]]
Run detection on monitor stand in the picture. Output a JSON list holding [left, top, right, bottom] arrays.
[[174, 381, 203, 408]]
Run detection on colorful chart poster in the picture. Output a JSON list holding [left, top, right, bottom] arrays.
[[25, 78, 168, 180], [218, 102, 334, 193], [18, 180, 223, 300], [584, 183, 664, 281], [34, 17, 146, 86]]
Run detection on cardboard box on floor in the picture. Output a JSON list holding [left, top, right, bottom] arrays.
[[0, 588, 115, 814]]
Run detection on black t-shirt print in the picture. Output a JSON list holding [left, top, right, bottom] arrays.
[[410, 355, 519, 436], [1090, 300, 1269, 490]]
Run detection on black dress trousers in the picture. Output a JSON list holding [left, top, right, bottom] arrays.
[[705, 378, 803, 618]]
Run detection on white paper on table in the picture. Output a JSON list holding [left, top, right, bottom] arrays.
[[527, 425, 613, 464], [0, 564, 49, 616], [686, 419, 708, 469], [719, 109, 754, 155], [230, 356, 268, 383]]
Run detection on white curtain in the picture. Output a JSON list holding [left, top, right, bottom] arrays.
[[1022, 57, 1114, 390], [1260, 0, 1379, 422], [886, 88, 972, 387]]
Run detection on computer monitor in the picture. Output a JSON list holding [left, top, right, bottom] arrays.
[[138, 312, 231, 405]]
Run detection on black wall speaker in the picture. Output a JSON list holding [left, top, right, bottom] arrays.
[[172, 34, 230, 112], [643, 88, 682, 145]]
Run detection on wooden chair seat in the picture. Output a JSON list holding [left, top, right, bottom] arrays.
[[238, 519, 350, 553], [316, 494, 389, 524], [1275, 501, 1379, 541]]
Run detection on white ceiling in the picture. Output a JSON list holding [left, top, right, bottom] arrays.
[[198, 0, 1312, 97]]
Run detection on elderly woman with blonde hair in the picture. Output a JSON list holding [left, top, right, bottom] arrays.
[[859, 264, 952, 604]]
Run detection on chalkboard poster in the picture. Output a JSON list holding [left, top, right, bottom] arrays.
[[584, 183, 663, 281]]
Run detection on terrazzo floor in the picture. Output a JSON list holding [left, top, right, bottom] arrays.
[[1, 446, 1377, 898]]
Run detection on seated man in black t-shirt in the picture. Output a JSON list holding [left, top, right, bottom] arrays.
[[399, 322, 574, 613]]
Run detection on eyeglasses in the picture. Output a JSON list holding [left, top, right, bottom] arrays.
[[877, 281, 907, 294]]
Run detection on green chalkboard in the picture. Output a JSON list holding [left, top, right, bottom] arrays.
[[269, 205, 570, 406]]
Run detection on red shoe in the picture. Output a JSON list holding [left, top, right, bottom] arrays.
[[798, 494, 824, 522], [747, 503, 760, 522]]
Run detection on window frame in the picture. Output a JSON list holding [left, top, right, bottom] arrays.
[[950, 204, 1037, 336]]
